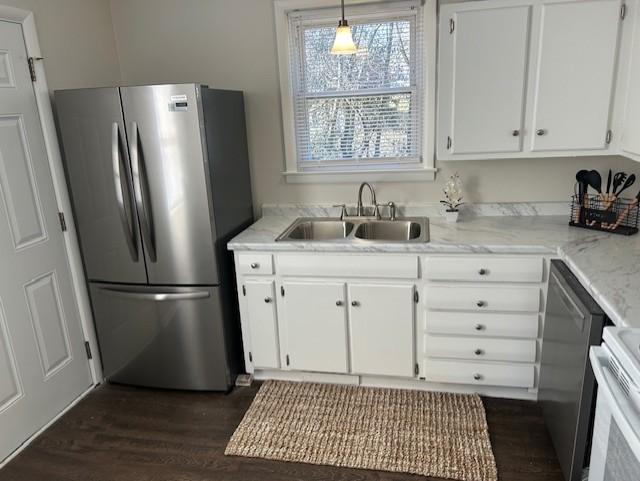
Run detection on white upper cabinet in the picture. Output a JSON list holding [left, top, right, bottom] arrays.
[[620, 1, 640, 160], [438, 4, 532, 157], [438, 0, 625, 160], [530, 0, 622, 152]]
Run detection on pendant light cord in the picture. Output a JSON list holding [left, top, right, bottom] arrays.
[[340, 0, 347, 26]]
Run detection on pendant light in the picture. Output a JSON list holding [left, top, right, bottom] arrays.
[[331, 0, 358, 55]]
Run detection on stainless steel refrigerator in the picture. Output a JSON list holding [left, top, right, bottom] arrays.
[[55, 84, 253, 391]]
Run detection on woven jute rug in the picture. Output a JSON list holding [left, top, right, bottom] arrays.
[[225, 380, 497, 481]]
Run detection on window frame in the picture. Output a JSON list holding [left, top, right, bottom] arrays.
[[274, 0, 437, 183]]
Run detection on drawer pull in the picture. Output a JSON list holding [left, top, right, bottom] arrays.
[[474, 348, 484, 356], [478, 268, 487, 276], [473, 373, 483, 381], [474, 324, 485, 331], [336, 300, 343, 306], [351, 300, 360, 307], [250, 262, 260, 269], [476, 300, 486, 308], [264, 297, 272, 303]]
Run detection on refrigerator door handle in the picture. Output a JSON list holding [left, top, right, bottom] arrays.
[[130, 121, 157, 262], [98, 285, 210, 301], [111, 123, 138, 262]]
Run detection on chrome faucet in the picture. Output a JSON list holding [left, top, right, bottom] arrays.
[[357, 182, 377, 217]]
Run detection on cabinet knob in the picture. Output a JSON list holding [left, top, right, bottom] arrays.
[[264, 297, 272, 303], [474, 348, 484, 356], [536, 129, 546, 136], [473, 373, 483, 381], [336, 300, 343, 306], [351, 300, 360, 307], [512, 130, 520, 137], [475, 324, 485, 331], [250, 262, 259, 269], [476, 300, 486, 308], [478, 268, 487, 276]]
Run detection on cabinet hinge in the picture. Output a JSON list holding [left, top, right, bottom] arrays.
[[58, 212, 67, 232], [84, 341, 92, 360], [606, 129, 613, 144], [27, 57, 43, 82], [414, 291, 419, 303], [248, 351, 253, 363], [446, 136, 452, 150], [281, 286, 285, 297], [286, 354, 290, 366], [621, 3, 627, 19], [242, 285, 246, 296], [414, 363, 419, 376], [449, 18, 455, 34]]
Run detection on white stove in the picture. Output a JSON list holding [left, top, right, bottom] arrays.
[[589, 327, 640, 480]]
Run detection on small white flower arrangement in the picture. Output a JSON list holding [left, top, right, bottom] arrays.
[[440, 172, 464, 222]]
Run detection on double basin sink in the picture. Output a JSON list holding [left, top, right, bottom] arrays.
[[276, 217, 430, 243]]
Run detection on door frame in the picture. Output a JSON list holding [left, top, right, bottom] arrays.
[[0, 7, 101, 384]]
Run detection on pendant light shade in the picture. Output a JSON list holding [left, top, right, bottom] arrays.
[[331, 0, 358, 55]]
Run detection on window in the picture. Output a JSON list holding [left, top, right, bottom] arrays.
[[275, 0, 436, 182]]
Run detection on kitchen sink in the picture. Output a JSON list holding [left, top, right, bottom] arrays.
[[276, 217, 429, 242], [277, 219, 354, 240], [355, 221, 422, 241]]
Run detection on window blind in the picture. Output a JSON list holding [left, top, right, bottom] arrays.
[[288, 2, 424, 171]]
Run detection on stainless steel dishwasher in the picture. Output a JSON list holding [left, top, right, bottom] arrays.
[[539, 259, 608, 481]]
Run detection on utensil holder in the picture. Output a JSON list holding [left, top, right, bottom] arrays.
[[570, 194, 639, 235]]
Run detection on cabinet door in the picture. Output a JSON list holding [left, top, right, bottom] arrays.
[[621, 2, 640, 159], [245, 281, 280, 369], [348, 284, 415, 377], [438, 4, 531, 157], [282, 282, 348, 373], [531, 0, 622, 152]]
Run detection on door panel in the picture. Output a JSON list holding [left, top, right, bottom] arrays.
[[89, 283, 230, 390], [283, 282, 348, 373], [531, 0, 621, 151], [621, 2, 640, 158], [245, 281, 280, 369], [440, 4, 531, 155], [0, 20, 92, 462], [55, 87, 146, 284], [121, 84, 218, 285], [349, 284, 414, 377]]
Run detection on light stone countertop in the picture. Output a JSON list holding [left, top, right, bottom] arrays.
[[228, 212, 640, 329]]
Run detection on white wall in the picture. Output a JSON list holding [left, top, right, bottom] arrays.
[[1, 0, 121, 92], [108, 0, 639, 208]]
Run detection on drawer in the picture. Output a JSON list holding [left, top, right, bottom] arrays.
[[277, 254, 418, 279], [424, 334, 537, 363], [425, 285, 541, 312], [426, 311, 539, 339], [424, 256, 543, 283], [237, 254, 273, 275], [423, 359, 535, 388]]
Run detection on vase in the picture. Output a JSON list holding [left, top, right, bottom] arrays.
[[443, 210, 459, 223]]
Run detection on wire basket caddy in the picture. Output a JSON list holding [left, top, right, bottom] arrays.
[[570, 194, 639, 235]]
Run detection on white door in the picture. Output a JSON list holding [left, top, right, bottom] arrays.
[[530, 0, 622, 152], [282, 281, 348, 373], [621, 1, 640, 160], [244, 280, 280, 369], [348, 284, 415, 377], [0, 20, 92, 461], [438, 3, 531, 157]]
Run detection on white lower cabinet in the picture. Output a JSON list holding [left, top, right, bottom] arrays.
[[348, 284, 415, 377], [244, 280, 280, 369], [281, 281, 349, 373]]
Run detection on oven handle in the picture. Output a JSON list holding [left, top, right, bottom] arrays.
[[590, 346, 640, 452]]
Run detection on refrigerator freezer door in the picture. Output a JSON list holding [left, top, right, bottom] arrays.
[[120, 84, 218, 285], [55, 88, 146, 284], [90, 282, 232, 391]]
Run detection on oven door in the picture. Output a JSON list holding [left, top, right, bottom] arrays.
[[588, 346, 640, 480]]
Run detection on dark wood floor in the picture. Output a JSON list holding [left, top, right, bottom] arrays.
[[2, 383, 564, 481]]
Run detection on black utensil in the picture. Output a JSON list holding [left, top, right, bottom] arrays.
[[606, 169, 612, 194], [585, 170, 603, 195], [612, 172, 628, 194], [615, 174, 636, 197]]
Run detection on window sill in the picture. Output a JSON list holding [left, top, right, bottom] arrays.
[[283, 168, 437, 184]]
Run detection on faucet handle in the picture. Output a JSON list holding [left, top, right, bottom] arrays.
[[332, 204, 348, 220], [387, 202, 397, 221]]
